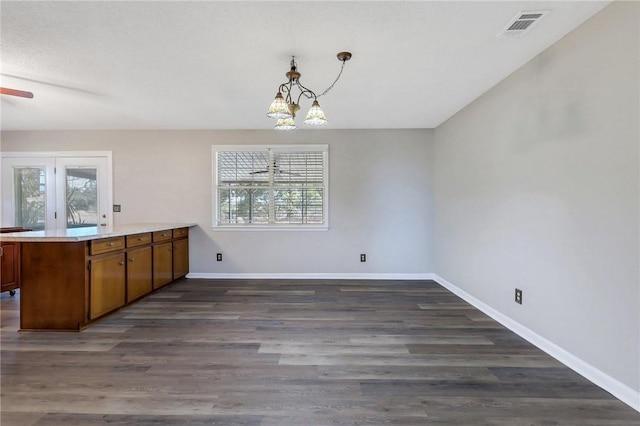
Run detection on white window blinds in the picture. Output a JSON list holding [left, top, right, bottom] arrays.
[[213, 145, 328, 229]]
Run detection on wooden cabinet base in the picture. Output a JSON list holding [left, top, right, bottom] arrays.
[[20, 242, 88, 331]]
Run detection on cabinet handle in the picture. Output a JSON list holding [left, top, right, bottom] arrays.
[[129, 257, 135, 262], [137, 238, 143, 241], [109, 242, 114, 247], [118, 261, 125, 266]]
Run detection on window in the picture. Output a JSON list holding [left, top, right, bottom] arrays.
[[212, 145, 328, 230], [1, 152, 113, 231]]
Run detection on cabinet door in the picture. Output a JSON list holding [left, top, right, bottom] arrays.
[[127, 246, 152, 301], [1, 242, 19, 291], [90, 254, 126, 320], [173, 238, 189, 280], [153, 242, 173, 289]]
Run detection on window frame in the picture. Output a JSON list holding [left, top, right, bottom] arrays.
[[1, 151, 113, 231], [212, 144, 329, 231]]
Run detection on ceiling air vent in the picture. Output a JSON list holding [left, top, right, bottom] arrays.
[[499, 11, 548, 38]]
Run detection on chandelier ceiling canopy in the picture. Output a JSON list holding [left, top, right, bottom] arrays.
[[266, 52, 352, 130]]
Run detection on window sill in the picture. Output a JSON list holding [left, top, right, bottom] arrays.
[[211, 224, 328, 232]]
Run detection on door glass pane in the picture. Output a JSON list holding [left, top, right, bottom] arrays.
[[14, 168, 46, 231], [66, 168, 98, 228]]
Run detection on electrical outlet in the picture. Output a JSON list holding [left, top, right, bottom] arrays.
[[113, 204, 121, 212], [360, 253, 366, 262], [216, 253, 222, 262], [515, 288, 523, 305]]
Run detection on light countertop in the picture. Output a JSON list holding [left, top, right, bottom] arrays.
[[0, 223, 196, 242]]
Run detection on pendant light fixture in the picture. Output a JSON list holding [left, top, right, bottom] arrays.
[[274, 103, 299, 130], [266, 52, 352, 130]]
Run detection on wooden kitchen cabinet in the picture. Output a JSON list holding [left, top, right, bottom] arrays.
[[126, 246, 152, 302], [153, 242, 173, 289], [153, 229, 172, 242], [173, 227, 189, 239], [173, 230, 189, 280], [1, 242, 20, 295], [1, 227, 30, 296], [90, 253, 126, 320], [20, 241, 88, 330], [126, 232, 152, 248], [90, 236, 125, 255], [13, 224, 191, 331]]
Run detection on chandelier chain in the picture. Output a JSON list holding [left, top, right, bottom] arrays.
[[318, 59, 346, 98]]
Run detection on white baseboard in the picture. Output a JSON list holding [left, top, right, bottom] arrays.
[[432, 274, 640, 412], [186, 272, 436, 280]]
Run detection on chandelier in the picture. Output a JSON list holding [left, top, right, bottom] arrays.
[[266, 52, 352, 130]]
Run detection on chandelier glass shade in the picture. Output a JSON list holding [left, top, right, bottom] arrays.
[[266, 93, 292, 119], [266, 52, 351, 130], [303, 100, 328, 126], [274, 117, 297, 131]]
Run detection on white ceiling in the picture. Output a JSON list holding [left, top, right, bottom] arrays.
[[1, 1, 609, 131]]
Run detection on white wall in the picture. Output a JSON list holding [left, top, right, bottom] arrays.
[[0, 129, 435, 276], [433, 1, 639, 396]]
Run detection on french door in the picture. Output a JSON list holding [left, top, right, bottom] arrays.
[[1, 152, 112, 231]]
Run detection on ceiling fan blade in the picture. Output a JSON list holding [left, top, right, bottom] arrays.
[[0, 87, 34, 98], [276, 170, 300, 176], [248, 170, 269, 175]]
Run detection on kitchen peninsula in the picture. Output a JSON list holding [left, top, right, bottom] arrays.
[[0, 223, 195, 331]]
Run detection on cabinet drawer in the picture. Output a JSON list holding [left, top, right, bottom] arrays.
[[153, 230, 173, 242], [173, 227, 189, 239], [126, 232, 152, 248], [90, 237, 125, 255]]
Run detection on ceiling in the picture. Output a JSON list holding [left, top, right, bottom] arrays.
[[0, 1, 609, 131]]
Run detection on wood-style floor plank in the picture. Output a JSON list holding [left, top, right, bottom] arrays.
[[1, 279, 638, 425]]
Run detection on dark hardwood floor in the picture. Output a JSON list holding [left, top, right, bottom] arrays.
[[1, 279, 638, 425]]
